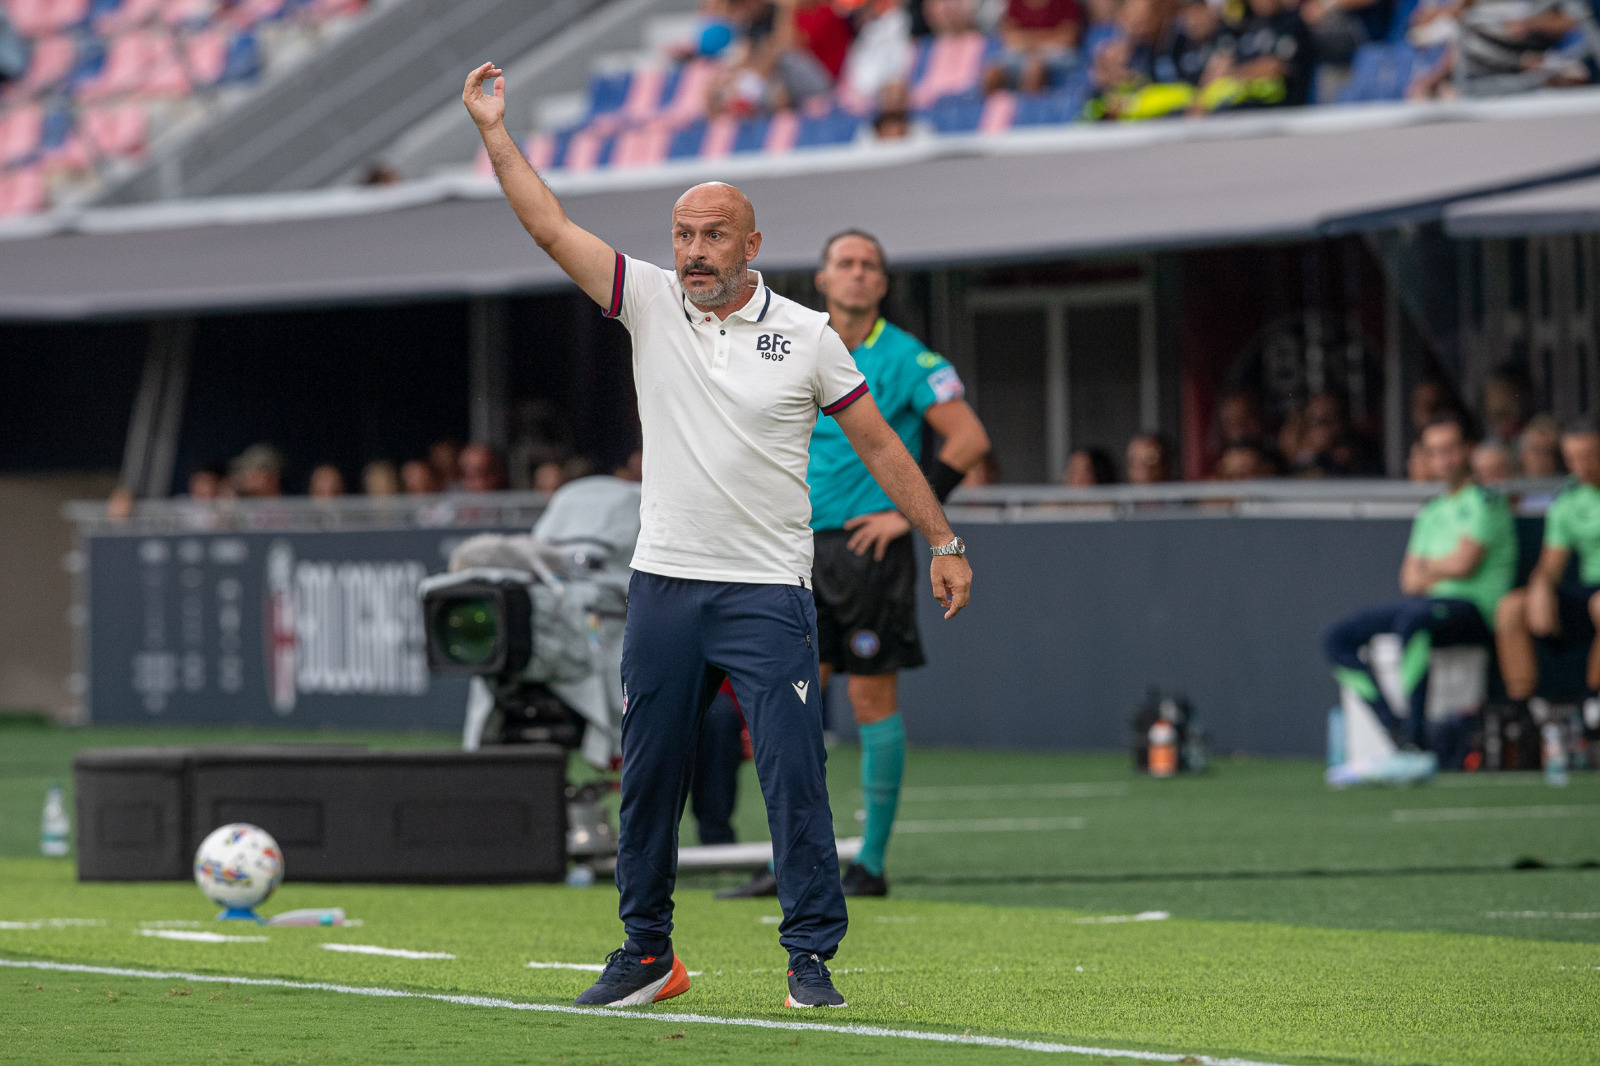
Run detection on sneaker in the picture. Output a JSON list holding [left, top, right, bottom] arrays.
[[573, 942, 691, 1006], [785, 953, 846, 1008], [715, 867, 779, 899], [840, 862, 888, 897]]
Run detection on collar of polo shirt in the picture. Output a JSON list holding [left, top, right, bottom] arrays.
[[681, 270, 772, 325]]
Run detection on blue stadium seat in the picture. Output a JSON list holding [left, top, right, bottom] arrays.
[[731, 116, 769, 153], [923, 91, 984, 134], [666, 120, 707, 159], [794, 111, 859, 147], [1337, 42, 1431, 102], [221, 31, 260, 82], [586, 70, 631, 116]]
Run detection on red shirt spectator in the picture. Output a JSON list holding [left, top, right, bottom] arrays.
[[1005, 0, 1083, 33], [795, 1, 856, 77]]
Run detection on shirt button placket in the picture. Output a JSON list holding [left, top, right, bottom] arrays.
[[714, 324, 730, 371]]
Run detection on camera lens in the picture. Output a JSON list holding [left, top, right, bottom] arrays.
[[440, 597, 500, 666]]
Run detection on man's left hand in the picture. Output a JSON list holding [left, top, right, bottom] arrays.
[[844, 510, 912, 560], [931, 554, 972, 620]]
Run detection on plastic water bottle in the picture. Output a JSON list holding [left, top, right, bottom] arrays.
[[40, 784, 69, 857], [1326, 706, 1346, 767], [1542, 722, 1569, 788], [1148, 720, 1178, 778]]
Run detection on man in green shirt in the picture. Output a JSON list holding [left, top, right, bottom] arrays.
[[718, 230, 990, 899], [1494, 421, 1600, 703], [1323, 417, 1517, 753]]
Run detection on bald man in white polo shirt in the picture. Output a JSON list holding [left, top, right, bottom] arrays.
[[466, 63, 972, 1010]]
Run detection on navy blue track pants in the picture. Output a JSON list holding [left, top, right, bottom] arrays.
[[616, 571, 848, 961]]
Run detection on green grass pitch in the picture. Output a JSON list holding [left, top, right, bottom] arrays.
[[0, 720, 1597, 1065]]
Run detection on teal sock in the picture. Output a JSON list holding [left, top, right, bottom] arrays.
[[857, 713, 905, 878]]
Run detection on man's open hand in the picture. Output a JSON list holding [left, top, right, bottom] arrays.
[[931, 554, 972, 620], [463, 62, 506, 131], [844, 510, 911, 560]]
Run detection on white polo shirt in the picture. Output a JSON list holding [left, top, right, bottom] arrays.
[[605, 253, 868, 586]]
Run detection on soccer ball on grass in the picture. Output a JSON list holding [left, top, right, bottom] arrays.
[[193, 823, 284, 921]]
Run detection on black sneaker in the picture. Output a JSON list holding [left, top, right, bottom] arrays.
[[715, 867, 779, 899], [573, 942, 691, 1006], [840, 862, 888, 897], [785, 952, 846, 1008]]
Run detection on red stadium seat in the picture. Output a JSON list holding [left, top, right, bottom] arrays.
[[762, 109, 798, 154], [140, 29, 191, 95], [80, 99, 147, 158], [77, 30, 153, 99], [183, 26, 228, 84], [0, 103, 44, 166], [0, 164, 47, 216], [660, 59, 714, 124], [15, 33, 77, 95], [978, 90, 1016, 133], [700, 114, 737, 158], [611, 118, 671, 168], [94, 0, 162, 33], [6, 0, 59, 36], [910, 31, 987, 109]]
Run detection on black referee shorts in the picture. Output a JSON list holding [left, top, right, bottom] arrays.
[[812, 529, 926, 676]]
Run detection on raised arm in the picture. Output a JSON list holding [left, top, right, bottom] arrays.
[[834, 393, 972, 619], [463, 63, 617, 308]]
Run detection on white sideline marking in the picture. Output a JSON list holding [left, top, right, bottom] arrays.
[[1072, 912, 1171, 925], [897, 783, 1129, 802], [321, 944, 455, 960], [0, 919, 105, 930], [1485, 911, 1600, 920], [1433, 773, 1547, 788], [895, 817, 1085, 834], [526, 961, 704, 976], [1392, 804, 1600, 822], [0, 957, 1301, 1064], [137, 929, 268, 943]]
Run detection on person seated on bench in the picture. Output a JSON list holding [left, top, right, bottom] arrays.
[[1495, 420, 1600, 707], [1324, 416, 1517, 751]]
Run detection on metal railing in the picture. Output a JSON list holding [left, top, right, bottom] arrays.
[[63, 491, 551, 535], [64, 478, 1572, 535]]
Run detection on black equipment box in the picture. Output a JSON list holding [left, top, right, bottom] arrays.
[[74, 745, 567, 884]]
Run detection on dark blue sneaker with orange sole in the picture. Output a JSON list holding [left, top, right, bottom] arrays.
[[574, 941, 692, 1007]]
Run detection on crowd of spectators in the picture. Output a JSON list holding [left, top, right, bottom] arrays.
[[1045, 362, 1571, 487], [545, 0, 1600, 166]]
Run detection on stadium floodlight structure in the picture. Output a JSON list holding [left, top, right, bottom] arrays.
[[420, 475, 640, 865]]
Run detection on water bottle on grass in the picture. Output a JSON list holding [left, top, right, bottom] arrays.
[[1542, 722, 1569, 788], [40, 784, 69, 857]]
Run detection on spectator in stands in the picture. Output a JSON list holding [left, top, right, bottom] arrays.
[[1126, 432, 1175, 483], [1483, 364, 1533, 443], [1216, 389, 1271, 452], [401, 460, 439, 495], [1281, 393, 1375, 476], [923, 0, 979, 35], [1408, 436, 1432, 481], [187, 460, 230, 500], [1412, 0, 1600, 98], [1322, 416, 1516, 755], [307, 464, 345, 498], [1299, 0, 1392, 77], [984, 0, 1086, 94], [714, 0, 855, 113], [1064, 446, 1118, 485], [535, 461, 568, 494], [844, 0, 916, 106], [1086, 0, 1221, 119], [231, 444, 284, 498], [1411, 377, 1460, 434], [1494, 420, 1600, 704], [1518, 413, 1564, 476], [1470, 440, 1514, 484], [362, 460, 401, 496], [1215, 441, 1282, 479], [429, 440, 462, 492], [459, 443, 505, 492], [1197, 0, 1316, 109]]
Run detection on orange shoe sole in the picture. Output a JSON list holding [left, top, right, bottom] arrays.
[[653, 956, 691, 1002]]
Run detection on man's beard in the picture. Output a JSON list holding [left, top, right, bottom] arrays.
[[679, 257, 746, 310]]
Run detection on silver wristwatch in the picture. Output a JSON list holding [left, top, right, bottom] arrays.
[[931, 536, 966, 557]]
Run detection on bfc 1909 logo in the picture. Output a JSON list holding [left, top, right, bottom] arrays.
[[266, 541, 430, 714], [756, 333, 790, 360]]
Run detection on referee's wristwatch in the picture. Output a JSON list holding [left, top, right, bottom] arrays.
[[931, 536, 966, 557]]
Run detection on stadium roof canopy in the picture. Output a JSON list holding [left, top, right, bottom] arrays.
[[1445, 171, 1600, 237], [6, 93, 1600, 320]]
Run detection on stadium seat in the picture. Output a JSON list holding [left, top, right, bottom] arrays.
[[762, 109, 798, 154], [1337, 42, 1426, 103], [0, 163, 46, 215], [0, 102, 43, 165], [95, 0, 162, 34], [659, 58, 713, 124], [700, 114, 738, 158], [619, 65, 666, 123], [586, 69, 632, 118], [610, 118, 671, 168], [978, 90, 1015, 133], [794, 110, 859, 148], [79, 99, 146, 157], [910, 32, 991, 110], [731, 115, 768, 154], [140, 28, 191, 96], [923, 91, 983, 134], [12, 33, 75, 96], [162, 0, 217, 28], [666, 117, 706, 160]]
